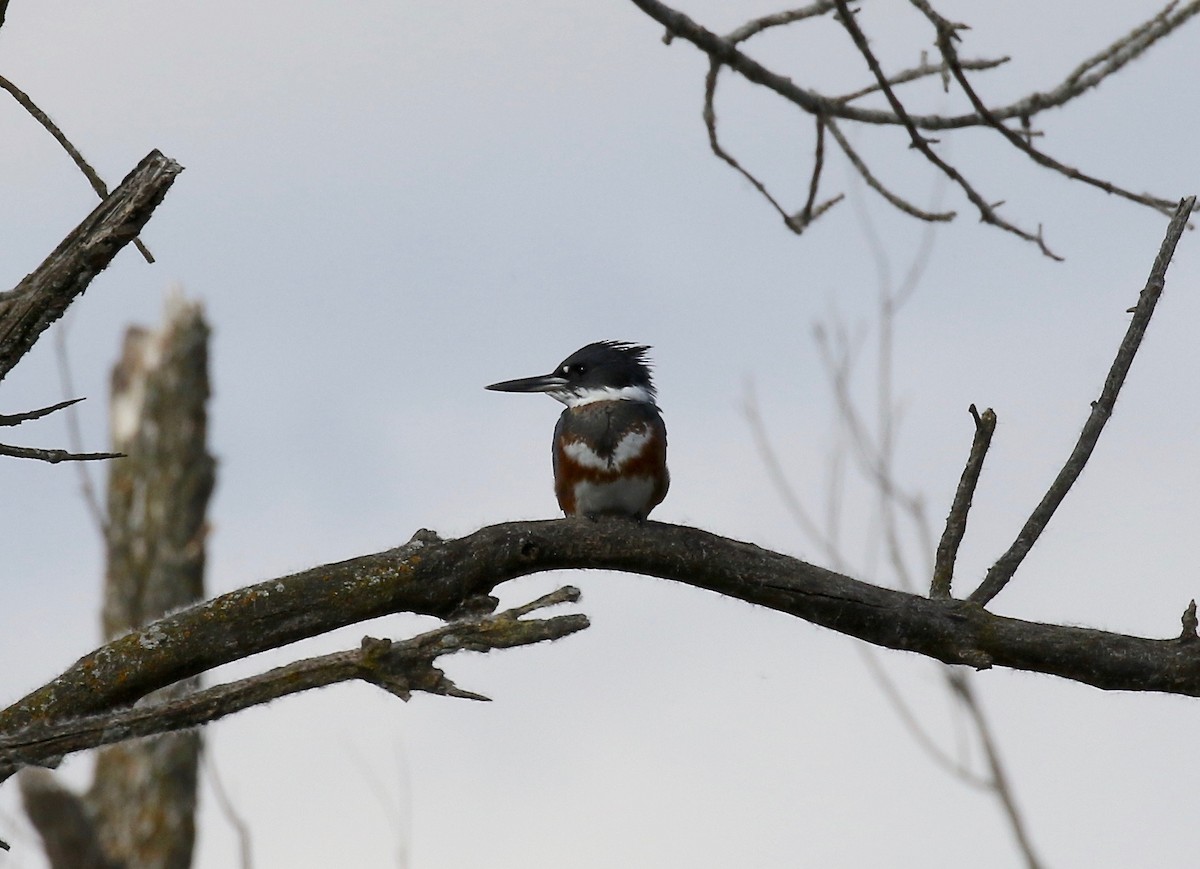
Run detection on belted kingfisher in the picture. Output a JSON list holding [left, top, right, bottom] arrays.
[[486, 340, 669, 519]]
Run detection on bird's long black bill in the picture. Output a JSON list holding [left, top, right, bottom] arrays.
[[485, 374, 568, 393]]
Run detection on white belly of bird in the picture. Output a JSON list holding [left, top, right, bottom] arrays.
[[572, 476, 656, 516]]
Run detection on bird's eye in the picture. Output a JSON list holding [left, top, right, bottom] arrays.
[[564, 363, 586, 377]]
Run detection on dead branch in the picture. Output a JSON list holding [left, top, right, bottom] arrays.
[[831, 0, 1061, 258], [969, 195, 1195, 605], [5, 513, 1200, 756], [0, 150, 181, 383], [627, 0, 1198, 253], [0, 398, 123, 463], [0, 588, 587, 776]]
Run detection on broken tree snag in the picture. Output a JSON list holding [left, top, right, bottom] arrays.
[[89, 295, 214, 869], [20, 295, 214, 869], [0, 150, 182, 383]]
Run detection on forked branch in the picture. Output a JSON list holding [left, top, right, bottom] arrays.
[[629, 0, 1198, 254], [969, 195, 1195, 605]]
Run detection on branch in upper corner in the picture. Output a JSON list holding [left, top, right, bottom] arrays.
[[0, 76, 155, 263], [931, 405, 996, 599], [0, 150, 182, 383], [831, 0, 1061, 258], [0, 587, 587, 778], [632, 0, 1193, 252], [914, 2, 1180, 217], [968, 195, 1197, 606]]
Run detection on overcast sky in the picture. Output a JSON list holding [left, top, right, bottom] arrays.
[[2, 2, 1199, 867]]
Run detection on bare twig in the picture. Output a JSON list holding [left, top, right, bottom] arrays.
[[635, 0, 1200, 130], [969, 195, 1196, 606], [947, 673, 1045, 869], [931, 405, 997, 598], [0, 397, 123, 463], [834, 55, 1010, 104], [0, 75, 154, 263], [912, 0, 1179, 216], [0, 397, 85, 426], [53, 323, 106, 529], [832, 0, 1061, 257], [0, 443, 122, 463], [630, 0, 1196, 248], [725, 0, 840, 42], [826, 119, 954, 222], [203, 753, 254, 869]]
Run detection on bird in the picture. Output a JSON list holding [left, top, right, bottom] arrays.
[[486, 340, 669, 519]]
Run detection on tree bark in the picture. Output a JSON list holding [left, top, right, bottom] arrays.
[[20, 297, 213, 869], [0, 150, 181, 383]]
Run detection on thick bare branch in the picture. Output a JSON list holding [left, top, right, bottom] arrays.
[[7, 515, 1200, 755], [969, 196, 1195, 605], [0, 150, 181, 383], [0, 588, 587, 775]]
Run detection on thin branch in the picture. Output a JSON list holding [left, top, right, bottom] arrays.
[[931, 405, 997, 598], [632, 0, 1195, 249], [633, 0, 1200, 130], [702, 61, 799, 228], [832, 0, 1061, 258], [0, 75, 154, 263], [203, 750, 255, 869], [703, 61, 844, 231], [799, 116, 828, 224], [53, 323, 106, 529], [744, 388, 843, 567], [0, 396, 121, 465], [725, 0, 840, 42], [948, 673, 1046, 869], [969, 195, 1195, 605], [0, 397, 85, 426], [834, 55, 1011, 104], [0, 443, 122, 463], [825, 119, 954, 222], [913, 0, 1178, 216], [1016, 0, 1200, 122]]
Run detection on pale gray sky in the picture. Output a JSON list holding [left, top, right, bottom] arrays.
[[2, 2, 1199, 867]]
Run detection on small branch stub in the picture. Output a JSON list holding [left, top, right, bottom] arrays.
[[1180, 601, 1198, 642]]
